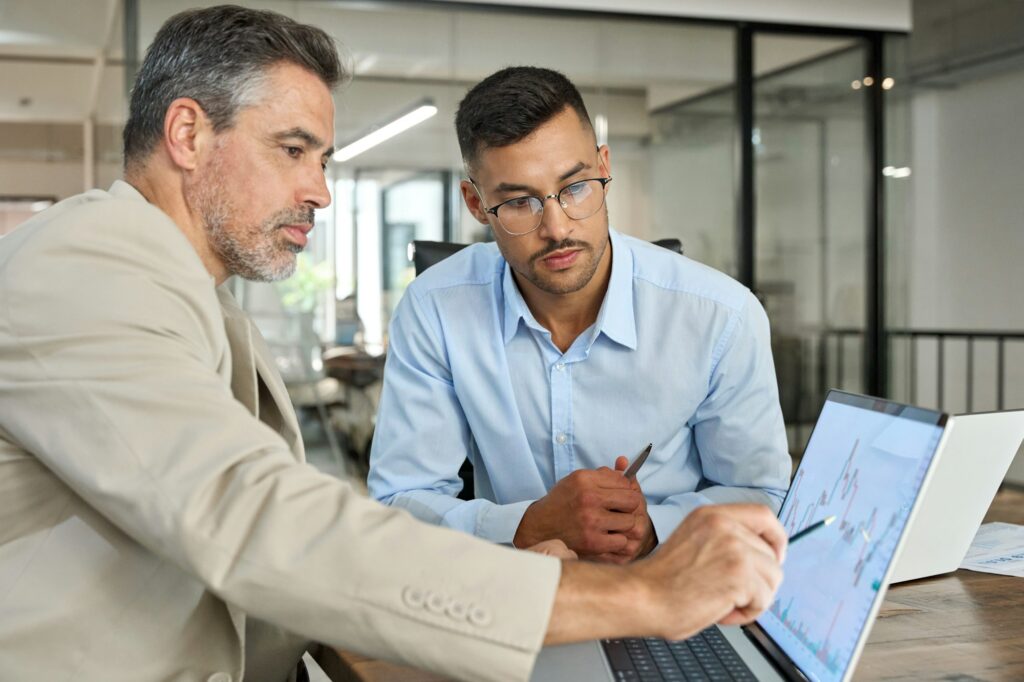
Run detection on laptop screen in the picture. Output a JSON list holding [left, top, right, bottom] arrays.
[[755, 391, 945, 682]]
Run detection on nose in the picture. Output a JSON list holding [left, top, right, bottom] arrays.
[[299, 164, 331, 210], [536, 194, 574, 242]]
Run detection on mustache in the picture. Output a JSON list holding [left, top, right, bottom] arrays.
[[272, 207, 316, 229], [530, 239, 590, 264]]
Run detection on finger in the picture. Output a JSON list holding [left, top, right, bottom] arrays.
[[591, 467, 636, 489], [525, 539, 578, 560], [589, 551, 633, 565], [718, 607, 758, 626], [710, 504, 788, 563], [614, 455, 629, 472], [587, 509, 641, 533], [596, 488, 645, 512], [578, 531, 630, 555]]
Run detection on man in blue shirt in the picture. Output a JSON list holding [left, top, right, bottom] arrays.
[[368, 66, 791, 564]]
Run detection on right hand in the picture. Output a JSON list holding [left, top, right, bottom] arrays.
[[513, 467, 644, 559], [630, 504, 786, 641]]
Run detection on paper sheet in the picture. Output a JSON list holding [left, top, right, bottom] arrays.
[[960, 522, 1024, 577]]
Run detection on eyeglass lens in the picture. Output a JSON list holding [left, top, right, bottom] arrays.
[[497, 179, 606, 234]]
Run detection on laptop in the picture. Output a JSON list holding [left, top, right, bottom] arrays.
[[531, 390, 949, 682], [889, 408, 1024, 583]]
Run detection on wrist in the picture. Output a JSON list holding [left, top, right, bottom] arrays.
[[638, 517, 659, 557], [512, 501, 541, 549]]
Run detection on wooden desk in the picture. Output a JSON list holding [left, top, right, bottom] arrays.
[[331, 488, 1024, 682]]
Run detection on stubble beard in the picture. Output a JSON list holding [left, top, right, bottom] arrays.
[[520, 232, 609, 296], [188, 157, 312, 283]]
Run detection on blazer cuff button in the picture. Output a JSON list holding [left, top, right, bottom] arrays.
[[402, 586, 426, 609], [468, 605, 492, 627], [426, 592, 447, 614], [446, 600, 468, 621]]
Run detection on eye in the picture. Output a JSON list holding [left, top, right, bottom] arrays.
[[566, 181, 588, 196], [284, 146, 303, 158]]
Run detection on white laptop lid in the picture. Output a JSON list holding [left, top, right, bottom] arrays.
[[889, 409, 1024, 583], [748, 390, 948, 682]]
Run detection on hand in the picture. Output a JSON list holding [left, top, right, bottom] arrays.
[[525, 539, 578, 560], [541, 503, 786, 646], [513, 467, 644, 559], [629, 504, 786, 641], [590, 456, 657, 564]]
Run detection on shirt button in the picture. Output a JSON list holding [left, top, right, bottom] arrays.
[[555, 362, 565, 371], [556, 433, 567, 445]]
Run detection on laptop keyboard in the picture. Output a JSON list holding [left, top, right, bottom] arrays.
[[601, 629, 757, 681]]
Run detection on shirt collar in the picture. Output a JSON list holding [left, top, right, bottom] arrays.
[[500, 228, 637, 350]]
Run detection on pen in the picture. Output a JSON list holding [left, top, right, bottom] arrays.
[[788, 515, 837, 544], [623, 443, 653, 479]]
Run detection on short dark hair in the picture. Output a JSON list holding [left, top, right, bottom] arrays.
[[122, 4, 347, 170], [455, 66, 593, 169]]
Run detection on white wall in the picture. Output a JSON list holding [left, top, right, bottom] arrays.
[[904, 65, 1024, 484], [0, 159, 121, 200], [908, 69, 1024, 332]]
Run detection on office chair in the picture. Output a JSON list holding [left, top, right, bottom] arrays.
[[409, 236, 684, 501]]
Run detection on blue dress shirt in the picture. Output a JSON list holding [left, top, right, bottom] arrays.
[[368, 228, 791, 545]]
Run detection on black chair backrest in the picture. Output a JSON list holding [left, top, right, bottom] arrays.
[[411, 237, 682, 276], [407, 236, 683, 501]]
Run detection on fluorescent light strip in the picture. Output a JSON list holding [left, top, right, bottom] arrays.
[[333, 104, 438, 163]]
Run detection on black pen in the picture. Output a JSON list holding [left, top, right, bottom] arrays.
[[788, 515, 837, 544]]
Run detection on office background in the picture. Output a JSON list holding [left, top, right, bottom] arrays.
[[1, 0, 1021, 480]]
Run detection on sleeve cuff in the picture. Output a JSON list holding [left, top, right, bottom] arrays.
[[647, 493, 713, 547], [475, 499, 536, 544]]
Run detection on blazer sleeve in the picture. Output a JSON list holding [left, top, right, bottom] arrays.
[[0, 200, 560, 682]]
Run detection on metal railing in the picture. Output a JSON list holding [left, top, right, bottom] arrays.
[[821, 328, 1024, 412]]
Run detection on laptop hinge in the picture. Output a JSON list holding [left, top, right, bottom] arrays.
[[742, 623, 811, 682]]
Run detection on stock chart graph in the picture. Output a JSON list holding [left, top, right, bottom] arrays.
[[756, 397, 943, 682]]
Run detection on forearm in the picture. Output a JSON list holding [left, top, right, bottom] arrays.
[[386, 489, 535, 543], [544, 560, 653, 645], [647, 486, 784, 545], [697, 485, 784, 513]]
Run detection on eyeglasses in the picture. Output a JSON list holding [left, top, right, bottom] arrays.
[[472, 177, 612, 236]]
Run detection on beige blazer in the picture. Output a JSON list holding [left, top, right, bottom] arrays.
[[0, 181, 560, 682]]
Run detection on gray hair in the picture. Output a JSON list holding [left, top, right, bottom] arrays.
[[122, 4, 348, 171]]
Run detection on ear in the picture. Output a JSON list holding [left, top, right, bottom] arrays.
[[597, 144, 612, 183], [162, 97, 211, 171], [460, 179, 490, 225]]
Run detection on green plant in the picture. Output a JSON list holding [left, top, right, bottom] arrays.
[[277, 254, 334, 312]]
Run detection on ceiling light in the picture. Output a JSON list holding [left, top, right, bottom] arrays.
[[863, 76, 875, 87], [882, 77, 895, 90], [882, 166, 911, 178], [851, 80, 862, 90], [333, 99, 437, 163]]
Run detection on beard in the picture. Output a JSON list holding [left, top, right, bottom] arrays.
[[188, 159, 314, 283], [515, 234, 608, 295]]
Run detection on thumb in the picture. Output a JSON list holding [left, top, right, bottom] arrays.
[[614, 455, 629, 473]]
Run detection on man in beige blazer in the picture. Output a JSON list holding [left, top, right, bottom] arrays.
[[0, 6, 787, 682]]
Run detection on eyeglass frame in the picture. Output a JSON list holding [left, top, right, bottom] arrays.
[[469, 176, 613, 237]]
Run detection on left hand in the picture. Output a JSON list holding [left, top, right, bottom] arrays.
[[592, 456, 658, 564], [526, 539, 578, 560]]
